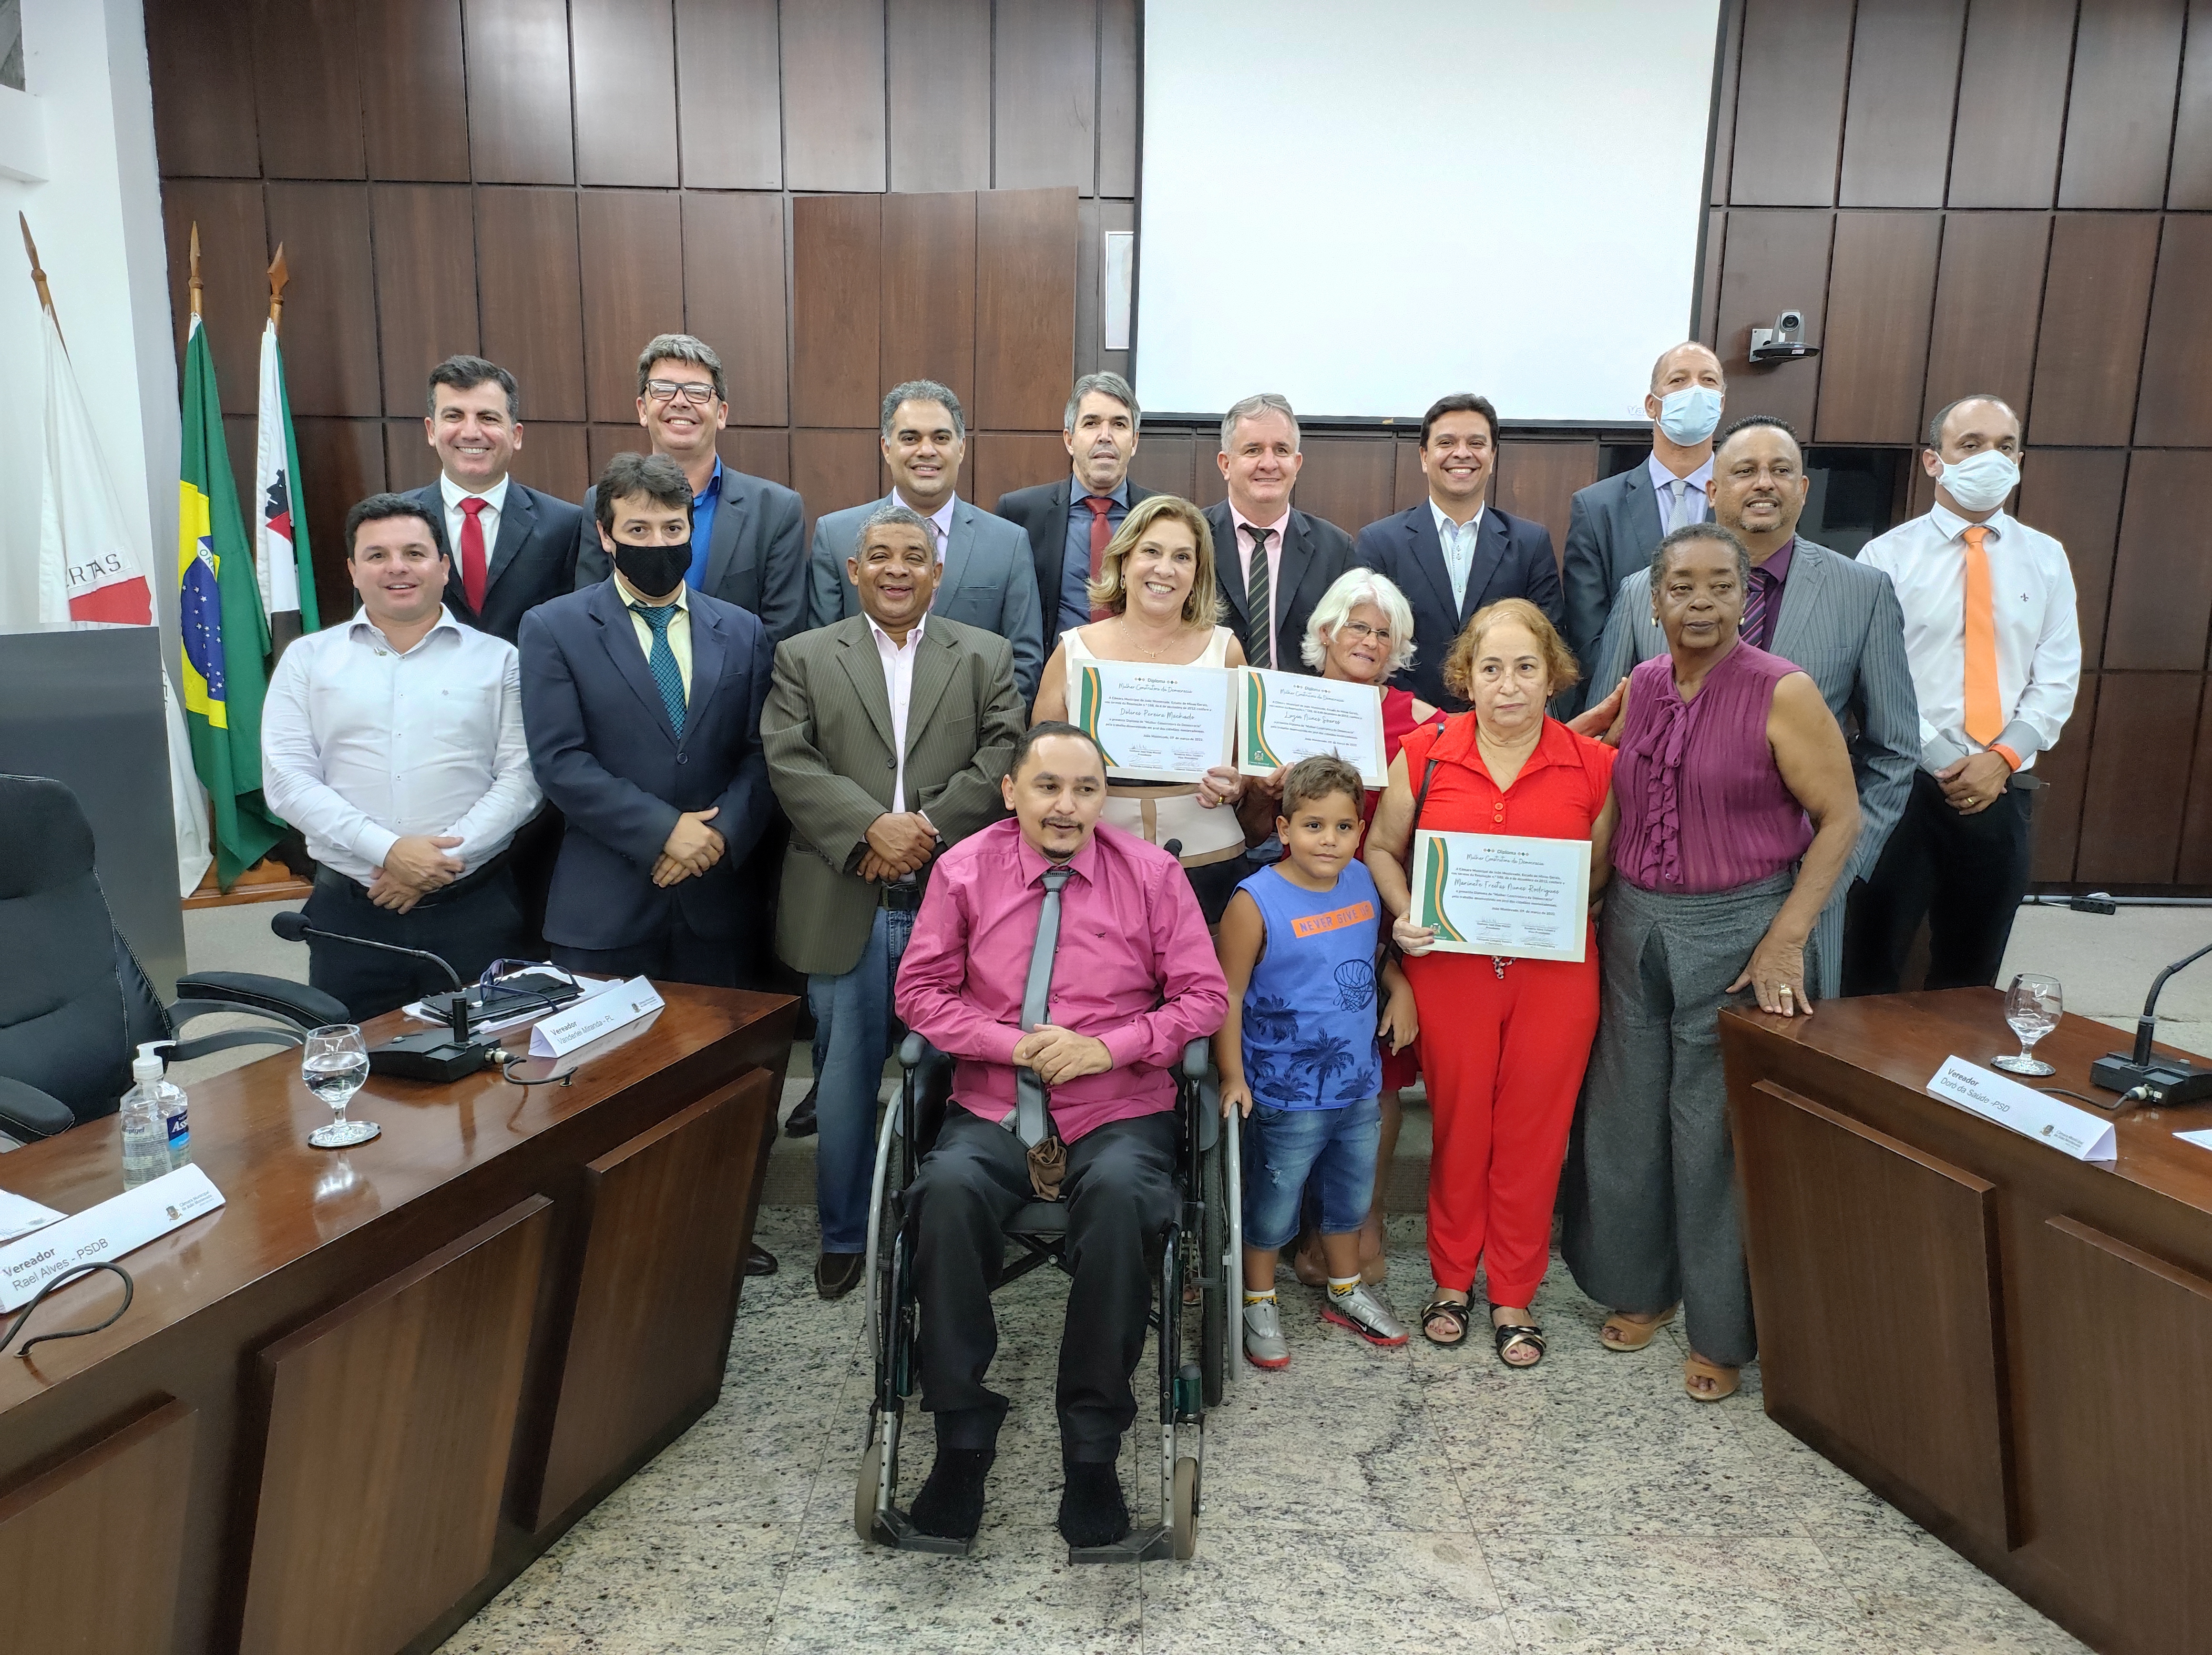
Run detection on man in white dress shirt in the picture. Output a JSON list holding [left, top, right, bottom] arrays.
[[263, 494, 541, 1018], [1844, 395, 2081, 993]]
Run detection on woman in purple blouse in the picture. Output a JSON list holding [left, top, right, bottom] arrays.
[[1561, 522, 1860, 1403]]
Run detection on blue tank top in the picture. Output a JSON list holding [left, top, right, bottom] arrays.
[[1238, 862, 1385, 1110]]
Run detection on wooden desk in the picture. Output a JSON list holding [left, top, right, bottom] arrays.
[[0, 986, 794, 1655], [1722, 989, 2212, 1655]]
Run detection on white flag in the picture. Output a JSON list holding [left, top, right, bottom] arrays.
[[253, 318, 302, 622], [36, 306, 214, 898]]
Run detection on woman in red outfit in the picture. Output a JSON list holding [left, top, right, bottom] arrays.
[[1367, 598, 1618, 1367]]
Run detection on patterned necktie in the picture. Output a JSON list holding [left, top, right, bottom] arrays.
[[1015, 867, 1075, 1146], [629, 602, 686, 739], [1741, 566, 1771, 649], [1243, 526, 1274, 669], [458, 496, 489, 612], [1961, 525, 2003, 744], [1084, 495, 1114, 623]]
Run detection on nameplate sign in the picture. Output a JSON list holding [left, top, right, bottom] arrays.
[[0, 1165, 225, 1311], [0, 1188, 63, 1245], [529, 976, 665, 1059], [1925, 1055, 2117, 1163]]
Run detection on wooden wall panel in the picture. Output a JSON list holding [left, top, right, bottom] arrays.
[[889, 0, 992, 193], [1815, 213, 1942, 443], [682, 192, 789, 428], [1921, 214, 2050, 432], [881, 192, 978, 415], [790, 429, 885, 539], [974, 188, 1078, 430], [2028, 214, 2161, 446], [2180, 683, 2212, 885], [1713, 209, 1834, 433], [573, 0, 680, 187], [477, 187, 587, 423], [2105, 450, 2212, 672], [1098, 0, 1140, 199], [1696, 207, 1726, 346], [370, 184, 479, 417], [146, 0, 260, 176], [2171, 0, 2212, 206], [2134, 217, 2212, 447], [674, 0, 781, 189], [586, 423, 649, 485], [512, 421, 592, 501], [2017, 449, 2129, 672], [2029, 671, 2095, 882], [359, 0, 471, 182], [1495, 442, 1600, 565], [1394, 438, 1428, 514], [463, 0, 577, 185], [782, 0, 888, 193], [2077, 674, 2201, 882], [1728, 0, 1854, 205], [1292, 439, 1396, 540], [160, 179, 268, 416], [293, 418, 387, 608], [578, 192, 686, 423], [724, 428, 793, 489], [791, 194, 884, 428], [1948, 0, 2077, 207], [993, 0, 1098, 193], [384, 419, 436, 495], [0, 1400, 197, 1655], [1126, 431, 1196, 502], [1076, 197, 1135, 382], [963, 432, 1067, 519], [265, 184, 380, 417], [2057, 0, 2186, 209], [1838, 0, 1967, 207], [252, 0, 366, 180], [1708, 0, 1744, 207]]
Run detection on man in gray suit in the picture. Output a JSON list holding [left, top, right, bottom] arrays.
[[1558, 342, 1728, 713], [1587, 416, 1917, 996], [765, 503, 1026, 1298], [574, 333, 808, 642], [805, 379, 1045, 701]]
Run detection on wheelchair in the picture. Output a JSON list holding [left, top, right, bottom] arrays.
[[854, 1031, 1243, 1562]]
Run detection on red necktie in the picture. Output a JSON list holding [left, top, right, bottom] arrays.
[[458, 496, 489, 612], [1084, 495, 1114, 622]]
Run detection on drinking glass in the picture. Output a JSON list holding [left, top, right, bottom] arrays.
[[1994, 974, 2062, 1076], [302, 1024, 379, 1148]]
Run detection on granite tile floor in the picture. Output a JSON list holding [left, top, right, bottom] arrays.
[[437, 1200, 2088, 1655]]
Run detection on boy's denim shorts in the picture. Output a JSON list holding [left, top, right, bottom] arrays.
[[1241, 1094, 1382, 1251]]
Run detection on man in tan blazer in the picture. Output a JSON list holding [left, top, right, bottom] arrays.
[[764, 503, 1026, 1298]]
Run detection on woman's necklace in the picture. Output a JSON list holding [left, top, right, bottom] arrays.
[[1121, 616, 1180, 660]]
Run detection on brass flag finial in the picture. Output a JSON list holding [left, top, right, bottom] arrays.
[[268, 243, 289, 328], [189, 221, 203, 319]]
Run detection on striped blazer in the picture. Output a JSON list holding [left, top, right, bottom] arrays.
[[761, 613, 1026, 976]]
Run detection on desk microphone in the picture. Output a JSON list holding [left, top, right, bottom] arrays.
[[270, 910, 493, 1082], [2089, 936, 2212, 1104]]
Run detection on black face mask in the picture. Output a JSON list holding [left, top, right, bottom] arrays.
[[610, 538, 689, 600]]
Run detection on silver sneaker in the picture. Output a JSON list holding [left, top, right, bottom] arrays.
[[1321, 1283, 1409, 1347], [1243, 1298, 1290, 1369]]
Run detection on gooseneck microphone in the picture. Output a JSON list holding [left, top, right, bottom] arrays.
[[271, 910, 492, 1080], [271, 909, 469, 1038], [2090, 936, 2212, 1104]]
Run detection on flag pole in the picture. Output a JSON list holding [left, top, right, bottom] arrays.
[[18, 213, 61, 345], [188, 221, 203, 320], [267, 243, 287, 331]]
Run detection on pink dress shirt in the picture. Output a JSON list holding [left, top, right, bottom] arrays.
[[895, 818, 1229, 1141]]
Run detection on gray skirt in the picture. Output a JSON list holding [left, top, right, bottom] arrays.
[[1559, 868, 1793, 1369]]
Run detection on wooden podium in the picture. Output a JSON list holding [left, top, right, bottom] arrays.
[[1723, 989, 2212, 1655]]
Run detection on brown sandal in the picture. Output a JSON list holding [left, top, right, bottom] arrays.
[[1683, 1352, 1740, 1401], [1599, 1307, 1677, 1352]]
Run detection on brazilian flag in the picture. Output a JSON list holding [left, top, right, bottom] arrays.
[[179, 315, 283, 888]]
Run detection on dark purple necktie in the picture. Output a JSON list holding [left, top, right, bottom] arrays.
[[1741, 566, 1772, 650]]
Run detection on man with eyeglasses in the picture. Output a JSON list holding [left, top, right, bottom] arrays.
[[575, 333, 807, 642]]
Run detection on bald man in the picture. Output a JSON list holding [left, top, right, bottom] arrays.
[[1558, 343, 1727, 713]]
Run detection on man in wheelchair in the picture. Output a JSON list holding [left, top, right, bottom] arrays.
[[892, 722, 1228, 1548]]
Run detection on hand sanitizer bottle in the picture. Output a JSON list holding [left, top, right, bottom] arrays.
[[121, 1041, 182, 1185]]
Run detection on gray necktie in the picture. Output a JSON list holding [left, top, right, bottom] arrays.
[[1014, 866, 1075, 1146], [1243, 527, 1274, 669], [1665, 479, 1688, 533]]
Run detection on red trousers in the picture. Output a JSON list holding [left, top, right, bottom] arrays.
[[1408, 946, 1600, 1306]]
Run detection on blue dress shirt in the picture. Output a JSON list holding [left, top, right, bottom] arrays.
[[1058, 479, 1131, 636], [686, 457, 723, 590]]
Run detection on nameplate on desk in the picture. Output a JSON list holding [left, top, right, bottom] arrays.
[[529, 976, 665, 1058], [0, 1165, 225, 1311], [1925, 1055, 2117, 1163]]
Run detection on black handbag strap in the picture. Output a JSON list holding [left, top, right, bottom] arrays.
[[1411, 756, 1443, 835]]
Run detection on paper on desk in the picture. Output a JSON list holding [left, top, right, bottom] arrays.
[[0, 1188, 63, 1245], [529, 976, 665, 1059], [1926, 1055, 2117, 1162], [2174, 1129, 2212, 1154], [0, 1164, 225, 1310], [403, 971, 619, 1036]]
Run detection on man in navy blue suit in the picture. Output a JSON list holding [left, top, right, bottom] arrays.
[[1353, 394, 1563, 711], [519, 452, 777, 991]]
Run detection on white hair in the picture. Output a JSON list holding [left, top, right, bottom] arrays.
[[1303, 568, 1417, 678]]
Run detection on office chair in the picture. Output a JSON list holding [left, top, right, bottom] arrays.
[[0, 774, 348, 1147]]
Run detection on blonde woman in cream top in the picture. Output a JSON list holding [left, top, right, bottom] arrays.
[[1031, 494, 1250, 921]]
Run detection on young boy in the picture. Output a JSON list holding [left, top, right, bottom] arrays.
[[1216, 754, 1417, 1368]]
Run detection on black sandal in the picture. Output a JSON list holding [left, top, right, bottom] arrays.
[[1420, 1298, 1472, 1347], [1491, 1318, 1546, 1369]]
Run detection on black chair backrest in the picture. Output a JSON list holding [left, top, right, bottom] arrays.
[[0, 775, 170, 1124]]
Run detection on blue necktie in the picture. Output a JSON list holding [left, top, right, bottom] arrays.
[[629, 602, 686, 739]]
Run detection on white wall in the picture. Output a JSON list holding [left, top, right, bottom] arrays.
[[0, 0, 178, 642]]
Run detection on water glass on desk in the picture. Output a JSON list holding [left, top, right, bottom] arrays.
[[1995, 974, 2061, 1077], [302, 1024, 379, 1148]]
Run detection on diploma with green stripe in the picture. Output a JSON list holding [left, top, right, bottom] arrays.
[[1236, 667, 1387, 787], [1410, 829, 1592, 962]]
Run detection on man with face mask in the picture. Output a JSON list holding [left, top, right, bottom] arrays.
[[1845, 396, 2079, 993], [1557, 344, 1727, 713]]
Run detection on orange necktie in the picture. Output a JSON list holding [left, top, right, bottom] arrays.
[[1961, 525, 2002, 745]]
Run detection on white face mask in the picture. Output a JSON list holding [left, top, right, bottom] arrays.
[[1937, 450, 2019, 513], [1655, 385, 1723, 446]]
